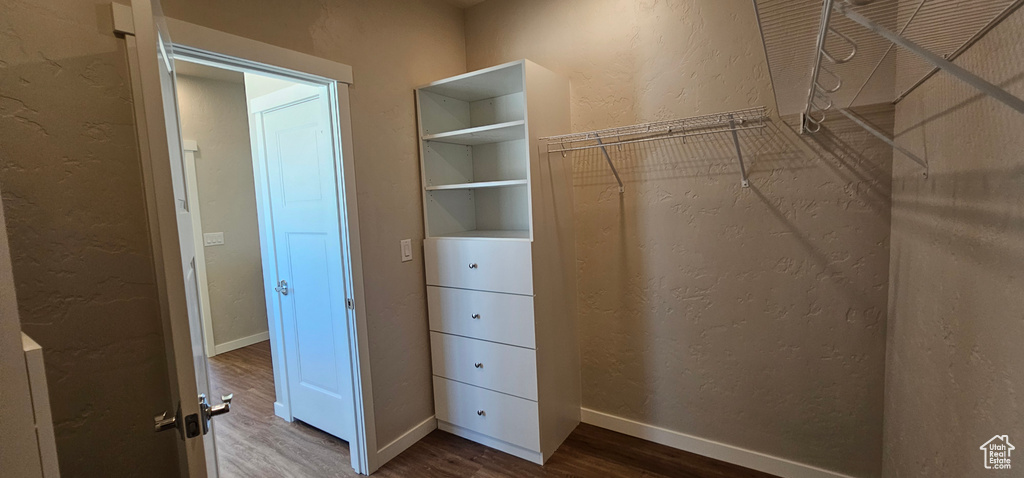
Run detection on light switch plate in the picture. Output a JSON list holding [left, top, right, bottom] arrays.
[[203, 232, 225, 246], [400, 239, 412, 262]]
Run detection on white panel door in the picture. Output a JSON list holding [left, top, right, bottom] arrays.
[[261, 93, 354, 442]]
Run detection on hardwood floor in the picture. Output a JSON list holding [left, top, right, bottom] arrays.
[[208, 342, 776, 478]]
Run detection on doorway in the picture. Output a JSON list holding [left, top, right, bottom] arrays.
[[172, 58, 360, 474], [116, 5, 377, 474]]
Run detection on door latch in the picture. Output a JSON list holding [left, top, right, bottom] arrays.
[[275, 279, 289, 295]]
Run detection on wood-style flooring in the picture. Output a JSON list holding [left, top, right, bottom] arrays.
[[208, 341, 776, 478]]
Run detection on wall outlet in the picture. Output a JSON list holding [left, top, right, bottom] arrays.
[[401, 239, 413, 262], [203, 232, 225, 246]]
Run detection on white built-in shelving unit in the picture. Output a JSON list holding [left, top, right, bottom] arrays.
[[416, 60, 579, 464]]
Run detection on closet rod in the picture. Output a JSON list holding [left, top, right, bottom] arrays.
[[835, 108, 928, 177], [543, 106, 767, 191], [545, 124, 765, 154]]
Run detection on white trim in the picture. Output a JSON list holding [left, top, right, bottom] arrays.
[[165, 18, 352, 85], [212, 331, 270, 356], [273, 401, 291, 422], [110, 2, 134, 35], [21, 334, 59, 478], [376, 416, 437, 465], [332, 82, 380, 473], [181, 141, 217, 359], [580, 408, 858, 478], [437, 421, 543, 464]]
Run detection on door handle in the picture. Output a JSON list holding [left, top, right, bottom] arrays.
[[210, 393, 233, 417], [199, 393, 233, 435], [154, 411, 177, 433], [275, 279, 289, 295]]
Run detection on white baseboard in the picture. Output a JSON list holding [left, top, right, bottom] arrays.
[[376, 415, 437, 466], [438, 420, 543, 464], [274, 401, 292, 422], [213, 331, 270, 356], [581, 408, 858, 478]]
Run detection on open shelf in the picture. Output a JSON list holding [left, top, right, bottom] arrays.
[[425, 179, 527, 191], [433, 229, 531, 240], [418, 61, 532, 240], [422, 120, 525, 146], [418, 61, 525, 102]]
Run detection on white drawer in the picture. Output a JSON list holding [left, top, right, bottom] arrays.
[[427, 286, 535, 348], [433, 376, 540, 452], [424, 238, 533, 295], [430, 332, 537, 400]]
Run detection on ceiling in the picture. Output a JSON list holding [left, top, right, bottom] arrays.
[[445, 0, 486, 8]]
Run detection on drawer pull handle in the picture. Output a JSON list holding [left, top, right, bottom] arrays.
[[477, 410, 486, 416], [468, 263, 478, 269], [471, 313, 481, 319], [474, 362, 483, 368]]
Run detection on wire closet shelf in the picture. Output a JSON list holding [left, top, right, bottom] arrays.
[[756, 0, 1024, 177], [541, 106, 768, 192]]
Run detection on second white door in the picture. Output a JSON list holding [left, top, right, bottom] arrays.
[[257, 88, 355, 442]]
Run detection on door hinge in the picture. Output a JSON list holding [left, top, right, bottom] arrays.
[[346, 298, 354, 310]]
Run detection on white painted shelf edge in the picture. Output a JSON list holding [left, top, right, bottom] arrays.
[[425, 179, 528, 191], [430, 230, 531, 240], [422, 120, 526, 145]]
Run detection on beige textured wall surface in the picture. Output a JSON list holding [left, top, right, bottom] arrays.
[[0, 0, 179, 475], [883, 9, 1024, 478], [176, 72, 270, 348], [161, 0, 467, 446], [466, 1, 891, 475]]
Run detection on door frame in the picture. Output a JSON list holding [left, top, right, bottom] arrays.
[[113, 4, 379, 474], [179, 140, 219, 359]]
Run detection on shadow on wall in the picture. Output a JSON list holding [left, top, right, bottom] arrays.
[[887, 73, 1024, 279], [893, 72, 1024, 141], [566, 104, 894, 476]]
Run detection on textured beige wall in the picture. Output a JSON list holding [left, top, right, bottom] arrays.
[[161, 0, 467, 446], [883, 9, 1024, 478], [0, 0, 179, 475], [466, 1, 891, 475], [176, 72, 270, 349]]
